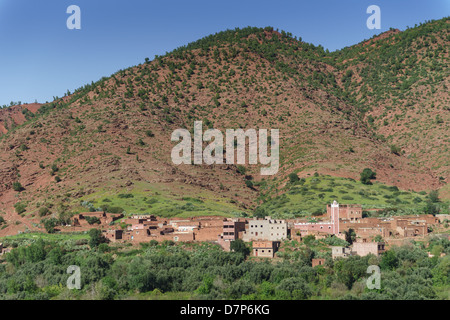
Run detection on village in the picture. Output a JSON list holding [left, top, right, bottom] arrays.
[[35, 200, 448, 262]]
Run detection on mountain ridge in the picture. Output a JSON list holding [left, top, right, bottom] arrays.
[[0, 18, 448, 236]]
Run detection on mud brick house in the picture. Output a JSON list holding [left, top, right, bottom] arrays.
[[218, 218, 247, 251], [327, 202, 362, 223], [294, 221, 336, 235], [190, 216, 224, 241], [160, 227, 175, 235], [125, 228, 152, 242], [352, 241, 386, 257], [122, 227, 195, 243], [312, 258, 326, 267], [436, 214, 450, 223], [422, 215, 440, 226], [332, 241, 385, 259], [332, 246, 352, 259], [104, 229, 124, 242], [122, 216, 161, 226], [136, 215, 161, 227], [73, 212, 123, 227], [128, 222, 160, 234], [354, 226, 388, 240], [223, 218, 247, 240], [348, 213, 439, 241], [116, 215, 224, 244], [159, 216, 223, 241], [290, 229, 302, 242], [243, 217, 288, 242], [290, 229, 332, 241], [130, 214, 158, 221], [388, 216, 431, 238], [168, 219, 195, 229], [252, 241, 281, 258], [0, 243, 11, 256]]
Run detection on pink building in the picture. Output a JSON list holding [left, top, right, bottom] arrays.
[[327, 203, 362, 222], [294, 200, 340, 235]]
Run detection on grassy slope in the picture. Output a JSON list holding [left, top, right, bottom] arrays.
[[257, 174, 448, 218], [75, 181, 246, 218]]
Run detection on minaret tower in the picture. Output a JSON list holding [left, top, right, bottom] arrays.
[[331, 200, 340, 234]]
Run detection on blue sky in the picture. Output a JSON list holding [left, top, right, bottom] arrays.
[[0, 0, 448, 106]]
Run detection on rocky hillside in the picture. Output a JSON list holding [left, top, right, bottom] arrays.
[[0, 18, 448, 236]]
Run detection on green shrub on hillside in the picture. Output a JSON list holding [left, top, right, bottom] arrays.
[[12, 181, 24, 192], [360, 168, 376, 185]]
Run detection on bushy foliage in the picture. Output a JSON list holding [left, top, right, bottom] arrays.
[[0, 237, 447, 300], [360, 168, 376, 185], [12, 181, 24, 192]]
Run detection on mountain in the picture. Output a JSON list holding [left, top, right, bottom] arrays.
[[0, 18, 448, 236]]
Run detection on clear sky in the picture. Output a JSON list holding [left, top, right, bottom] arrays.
[[0, 0, 448, 106]]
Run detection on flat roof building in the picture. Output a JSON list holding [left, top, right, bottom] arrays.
[[243, 217, 288, 242]]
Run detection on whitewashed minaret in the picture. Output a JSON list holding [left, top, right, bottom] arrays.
[[331, 200, 340, 234]]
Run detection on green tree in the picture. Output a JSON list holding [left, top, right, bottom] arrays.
[[38, 207, 50, 217], [390, 144, 401, 155], [237, 165, 247, 175], [12, 181, 24, 192], [380, 250, 399, 270], [432, 257, 450, 286], [86, 216, 101, 225], [424, 201, 439, 216], [42, 218, 58, 233], [428, 190, 439, 203], [344, 228, 356, 244], [288, 172, 299, 183], [373, 235, 384, 242], [360, 168, 376, 185], [230, 239, 250, 258], [195, 274, 215, 295], [276, 277, 312, 299], [333, 256, 368, 289], [14, 202, 27, 214], [89, 228, 106, 248]]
